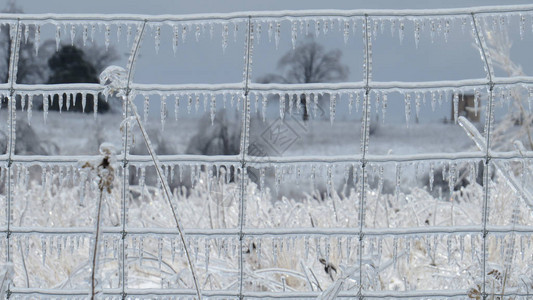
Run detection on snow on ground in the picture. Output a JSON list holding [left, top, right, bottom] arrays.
[[1, 109, 531, 297]]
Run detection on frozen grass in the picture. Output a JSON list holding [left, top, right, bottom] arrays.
[[5, 163, 533, 296]]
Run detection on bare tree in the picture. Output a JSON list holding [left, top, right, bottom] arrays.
[[258, 37, 348, 121], [0, 1, 52, 84]]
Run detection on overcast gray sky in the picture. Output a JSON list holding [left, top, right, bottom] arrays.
[[12, 0, 533, 14]]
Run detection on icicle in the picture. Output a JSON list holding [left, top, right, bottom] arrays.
[[275, 22, 281, 49], [405, 238, 411, 263], [161, 95, 167, 130], [355, 91, 361, 112], [395, 164, 401, 200], [404, 93, 411, 127], [274, 166, 280, 195], [66, 93, 71, 111], [41, 236, 47, 265], [158, 237, 163, 269], [441, 162, 447, 185], [171, 25, 179, 55], [343, 21, 350, 43], [125, 24, 133, 46], [272, 238, 278, 265], [429, 162, 434, 191], [382, 92, 388, 123], [218, 24, 228, 53], [208, 23, 214, 40], [329, 93, 336, 125], [23, 23, 29, 44], [430, 91, 437, 112], [260, 93, 267, 121], [186, 94, 192, 114], [392, 237, 398, 269], [34, 25, 41, 55], [315, 19, 321, 37], [205, 238, 210, 272], [288, 94, 294, 116], [154, 25, 161, 54], [304, 236, 310, 260], [312, 93, 318, 118], [93, 93, 98, 119], [279, 94, 285, 120], [27, 94, 33, 125], [372, 19, 379, 39], [325, 238, 331, 265], [139, 166, 146, 201], [43, 94, 49, 123], [182, 25, 188, 42], [195, 24, 201, 42], [104, 24, 111, 51], [398, 20, 405, 44], [233, 22, 238, 42], [70, 24, 76, 46], [520, 236, 525, 261], [81, 93, 87, 112], [89, 24, 96, 43], [80, 24, 88, 47], [139, 237, 144, 265], [453, 91, 459, 124], [415, 92, 421, 122], [173, 94, 180, 121], [447, 236, 452, 263], [195, 93, 200, 112], [448, 162, 456, 198], [414, 19, 421, 49], [520, 14, 526, 40], [267, 22, 274, 43], [444, 19, 450, 43], [143, 95, 149, 123], [528, 88, 533, 112], [291, 21, 297, 49], [210, 94, 216, 125], [349, 93, 354, 114], [326, 165, 333, 198], [255, 239, 262, 265], [55, 25, 61, 51], [116, 24, 122, 43]]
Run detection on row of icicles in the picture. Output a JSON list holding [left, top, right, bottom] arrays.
[[2, 85, 531, 127], [9, 159, 532, 205], [1, 12, 533, 55], [4, 233, 532, 282]]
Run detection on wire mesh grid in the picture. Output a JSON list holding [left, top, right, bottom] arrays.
[[0, 4, 532, 299]]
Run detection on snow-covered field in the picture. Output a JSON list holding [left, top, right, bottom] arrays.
[[1, 108, 531, 298]]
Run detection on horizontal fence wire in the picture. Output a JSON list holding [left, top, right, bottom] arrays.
[[0, 4, 532, 299]]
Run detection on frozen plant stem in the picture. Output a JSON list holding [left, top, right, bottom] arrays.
[[91, 188, 104, 300], [458, 116, 533, 209], [85, 146, 115, 300], [125, 95, 202, 300]]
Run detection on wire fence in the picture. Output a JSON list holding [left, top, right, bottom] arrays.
[[0, 4, 532, 299]]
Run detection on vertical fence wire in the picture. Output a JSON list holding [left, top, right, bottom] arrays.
[[357, 15, 372, 297], [471, 13, 495, 300], [5, 19, 21, 299], [120, 20, 147, 299], [238, 16, 253, 300]]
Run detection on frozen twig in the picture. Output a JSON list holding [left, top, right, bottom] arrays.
[[82, 143, 115, 300], [458, 116, 533, 210], [100, 65, 202, 299]]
